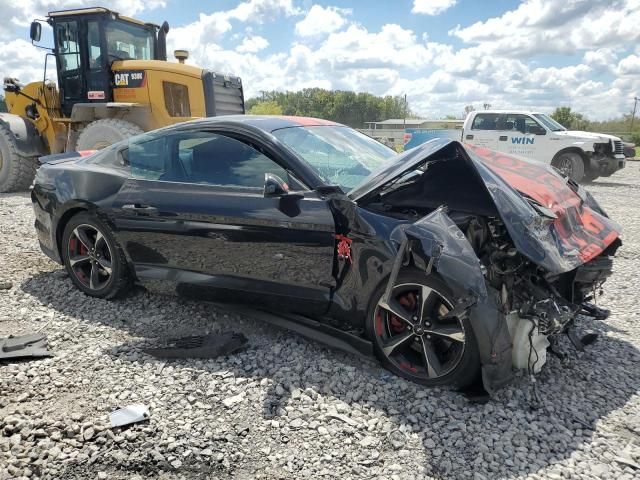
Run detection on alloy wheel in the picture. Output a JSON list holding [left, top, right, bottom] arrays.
[[556, 156, 573, 177], [373, 283, 466, 381], [67, 224, 113, 290]]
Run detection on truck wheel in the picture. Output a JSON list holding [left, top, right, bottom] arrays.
[[552, 152, 585, 183], [75, 119, 144, 151], [0, 123, 38, 193]]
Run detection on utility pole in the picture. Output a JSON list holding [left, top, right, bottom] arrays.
[[631, 96, 639, 133], [403, 93, 407, 131]]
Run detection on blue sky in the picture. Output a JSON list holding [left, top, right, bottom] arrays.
[[1, 0, 639, 119]]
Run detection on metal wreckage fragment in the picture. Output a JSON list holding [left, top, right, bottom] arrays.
[[0, 333, 53, 360]]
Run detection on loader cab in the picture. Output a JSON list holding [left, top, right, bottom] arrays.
[[37, 8, 163, 116]]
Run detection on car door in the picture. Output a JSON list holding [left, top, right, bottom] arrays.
[[110, 128, 336, 314], [496, 114, 542, 159], [462, 113, 499, 150]]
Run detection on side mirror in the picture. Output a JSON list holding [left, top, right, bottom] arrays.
[[264, 173, 304, 201], [264, 173, 290, 197], [30, 21, 42, 43], [531, 126, 546, 135]]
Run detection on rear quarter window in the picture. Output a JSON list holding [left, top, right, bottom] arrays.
[[471, 114, 500, 131]]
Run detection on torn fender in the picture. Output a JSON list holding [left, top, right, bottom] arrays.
[[390, 208, 513, 393]]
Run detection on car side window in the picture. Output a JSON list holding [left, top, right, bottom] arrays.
[[501, 114, 543, 134], [116, 130, 291, 187], [126, 135, 170, 180], [174, 132, 289, 188], [471, 113, 500, 130]]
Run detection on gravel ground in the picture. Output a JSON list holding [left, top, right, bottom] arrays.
[[1, 164, 640, 480]]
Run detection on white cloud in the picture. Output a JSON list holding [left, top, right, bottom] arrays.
[[295, 5, 351, 37], [0, 39, 49, 84], [583, 48, 617, 72], [412, 0, 457, 16], [167, 0, 301, 66], [617, 54, 640, 75], [0, 1, 166, 38], [236, 35, 269, 53], [450, 0, 640, 57], [3, 0, 640, 122]]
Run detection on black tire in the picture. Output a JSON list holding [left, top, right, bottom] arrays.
[[75, 119, 144, 150], [0, 123, 37, 193], [366, 269, 481, 388], [61, 212, 130, 299], [552, 151, 585, 183]]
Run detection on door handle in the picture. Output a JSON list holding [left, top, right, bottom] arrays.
[[122, 204, 159, 215], [465, 134, 474, 140], [499, 136, 508, 141]]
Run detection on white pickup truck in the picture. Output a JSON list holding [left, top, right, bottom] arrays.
[[462, 110, 626, 182]]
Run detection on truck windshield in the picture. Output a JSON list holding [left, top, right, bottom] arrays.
[[105, 20, 155, 60], [273, 125, 396, 191], [534, 114, 567, 132]]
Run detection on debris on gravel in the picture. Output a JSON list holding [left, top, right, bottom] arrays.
[[1, 164, 640, 479]]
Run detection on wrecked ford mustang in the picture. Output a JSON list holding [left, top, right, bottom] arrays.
[[31, 116, 621, 392]]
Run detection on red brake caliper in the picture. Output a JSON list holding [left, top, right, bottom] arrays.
[[398, 293, 419, 373]]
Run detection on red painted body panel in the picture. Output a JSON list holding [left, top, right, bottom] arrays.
[[467, 145, 620, 264], [279, 116, 339, 127]]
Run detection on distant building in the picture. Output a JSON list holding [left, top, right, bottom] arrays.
[[360, 118, 463, 148], [364, 119, 463, 130]]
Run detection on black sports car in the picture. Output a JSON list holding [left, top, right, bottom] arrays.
[[32, 116, 621, 392]]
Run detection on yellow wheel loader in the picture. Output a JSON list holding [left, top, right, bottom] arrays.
[[0, 7, 244, 192]]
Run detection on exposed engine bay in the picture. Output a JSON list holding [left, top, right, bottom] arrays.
[[461, 213, 616, 373]]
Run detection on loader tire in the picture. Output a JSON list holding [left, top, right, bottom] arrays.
[[0, 123, 38, 193], [75, 119, 144, 151]]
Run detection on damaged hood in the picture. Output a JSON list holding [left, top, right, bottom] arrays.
[[350, 139, 621, 274]]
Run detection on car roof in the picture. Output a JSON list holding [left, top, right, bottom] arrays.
[[472, 110, 544, 115], [183, 115, 343, 133]]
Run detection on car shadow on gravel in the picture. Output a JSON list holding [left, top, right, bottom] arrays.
[[21, 270, 640, 479]]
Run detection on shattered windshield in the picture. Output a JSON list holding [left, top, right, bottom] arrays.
[[272, 126, 396, 191], [534, 114, 567, 132]]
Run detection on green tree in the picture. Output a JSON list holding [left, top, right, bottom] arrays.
[[244, 89, 415, 128], [249, 101, 283, 115], [550, 107, 590, 130], [0, 94, 7, 113]]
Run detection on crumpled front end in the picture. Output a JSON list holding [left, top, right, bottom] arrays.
[[357, 140, 621, 392], [465, 145, 621, 274]]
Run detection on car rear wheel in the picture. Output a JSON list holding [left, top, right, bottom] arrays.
[[367, 270, 480, 388], [552, 152, 585, 183], [61, 212, 130, 299]]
